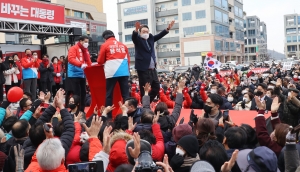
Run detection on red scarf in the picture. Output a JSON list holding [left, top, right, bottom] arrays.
[[42, 58, 49, 67], [77, 42, 89, 62]]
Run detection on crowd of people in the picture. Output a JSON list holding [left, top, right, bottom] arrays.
[[0, 24, 299, 172]]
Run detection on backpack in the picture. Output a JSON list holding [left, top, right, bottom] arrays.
[[3, 144, 24, 172]]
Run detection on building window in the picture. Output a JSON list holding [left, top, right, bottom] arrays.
[[174, 2, 178, 6], [215, 24, 229, 38], [175, 29, 179, 34], [124, 19, 148, 29], [287, 36, 291, 43], [223, 13, 228, 24], [225, 42, 229, 51], [161, 18, 166, 22], [287, 45, 297, 52], [182, 0, 191, 6], [74, 11, 83, 18], [6, 41, 15, 44], [195, 10, 205, 19], [235, 30, 243, 41], [164, 59, 168, 64], [183, 26, 206, 35], [125, 35, 132, 42], [248, 39, 251, 45], [234, 6, 238, 16], [221, 0, 228, 9], [230, 42, 234, 51], [176, 44, 180, 48], [298, 16, 300, 25], [248, 29, 255, 37], [292, 36, 297, 42], [286, 28, 296, 34], [299, 36, 300, 42], [239, 20, 243, 29], [176, 58, 181, 64], [238, 8, 243, 17], [182, 12, 192, 21], [124, 5, 147, 16], [253, 38, 256, 44], [195, 0, 205, 4], [174, 16, 178, 20], [215, 10, 222, 22], [244, 39, 247, 45], [214, 0, 222, 8], [128, 48, 135, 57], [215, 40, 221, 51]]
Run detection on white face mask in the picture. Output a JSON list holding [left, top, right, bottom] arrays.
[[242, 90, 248, 94], [227, 81, 231, 84], [266, 94, 271, 97], [210, 89, 216, 94], [243, 97, 249, 102], [240, 82, 244, 85], [83, 42, 89, 48], [173, 81, 176, 84], [294, 75, 298, 79], [141, 33, 149, 39], [54, 60, 58, 63], [288, 92, 292, 97], [191, 92, 194, 97], [227, 97, 233, 102], [211, 73, 216, 77], [298, 76, 300, 79], [176, 148, 185, 156], [268, 86, 274, 89]]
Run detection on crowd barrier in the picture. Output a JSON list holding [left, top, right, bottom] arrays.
[[84, 65, 271, 127]]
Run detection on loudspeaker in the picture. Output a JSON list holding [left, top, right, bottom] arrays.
[[72, 27, 82, 36]]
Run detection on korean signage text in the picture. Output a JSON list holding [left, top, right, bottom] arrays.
[[0, 0, 65, 24], [123, 5, 147, 16]]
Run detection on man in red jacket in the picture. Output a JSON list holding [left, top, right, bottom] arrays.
[[97, 30, 130, 118]]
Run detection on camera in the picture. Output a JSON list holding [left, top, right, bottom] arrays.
[[135, 151, 163, 172]]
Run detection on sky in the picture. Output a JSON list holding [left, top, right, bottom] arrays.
[[103, 0, 300, 54]]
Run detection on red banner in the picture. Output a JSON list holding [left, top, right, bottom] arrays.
[[219, 68, 270, 76], [0, 0, 65, 24]]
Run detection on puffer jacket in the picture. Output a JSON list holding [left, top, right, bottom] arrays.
[[24, 106, 74, 170]]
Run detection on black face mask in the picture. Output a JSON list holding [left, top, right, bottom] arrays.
[[9, 60, 14, 64], [204, 105, 213, 114], [256, 91, 263, 96], [69, 103, 76, 110]]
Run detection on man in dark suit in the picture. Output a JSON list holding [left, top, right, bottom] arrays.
[[132, 20, 175, 102], [250, 83, 273, 111]]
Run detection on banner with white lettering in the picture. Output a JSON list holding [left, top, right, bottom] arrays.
[[0, 0, 65, 24]]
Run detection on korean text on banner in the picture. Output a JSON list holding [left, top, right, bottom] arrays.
[[282, 62, 293, 71], [0, 0, 65, 24]]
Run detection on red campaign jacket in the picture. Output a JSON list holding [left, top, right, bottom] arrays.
[[159, 88, 192, 109], [199, 83, 208, 103], [66, 122, 82, 165], [255, 111, 283, 156], [15, 61, 22, 80], [151, 123, 165, 161], [53, 63, 62, 84], [131, 87, 141, 104]]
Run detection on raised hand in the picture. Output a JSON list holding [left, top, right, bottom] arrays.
[[143, 83, 151, 95], [135, 21, 141, 31], [271, 97, 281, 113], [167, 20, 175, 30], [82, 115, 103, 138]]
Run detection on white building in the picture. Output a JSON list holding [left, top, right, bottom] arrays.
[[117, 0, 245, 68]]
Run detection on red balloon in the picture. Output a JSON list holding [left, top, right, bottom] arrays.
[[7, 87, 23, 102], [207, 52, 213, 57]]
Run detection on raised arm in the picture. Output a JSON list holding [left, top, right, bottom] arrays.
[[153, 20, 174, 42]]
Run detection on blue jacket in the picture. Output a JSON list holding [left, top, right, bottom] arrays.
[[132, 30, 169, 71]]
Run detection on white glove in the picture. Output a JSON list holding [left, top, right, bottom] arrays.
[[56, 73, 61, 77], [81, 63, 88, 69]]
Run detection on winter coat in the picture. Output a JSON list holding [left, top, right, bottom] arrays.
[[235, 100, 252, 110], [52, 63, 63, 84], [39, 62, 54, 83], [4, 65, 19, 85], [255, 111, 283, 156]]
